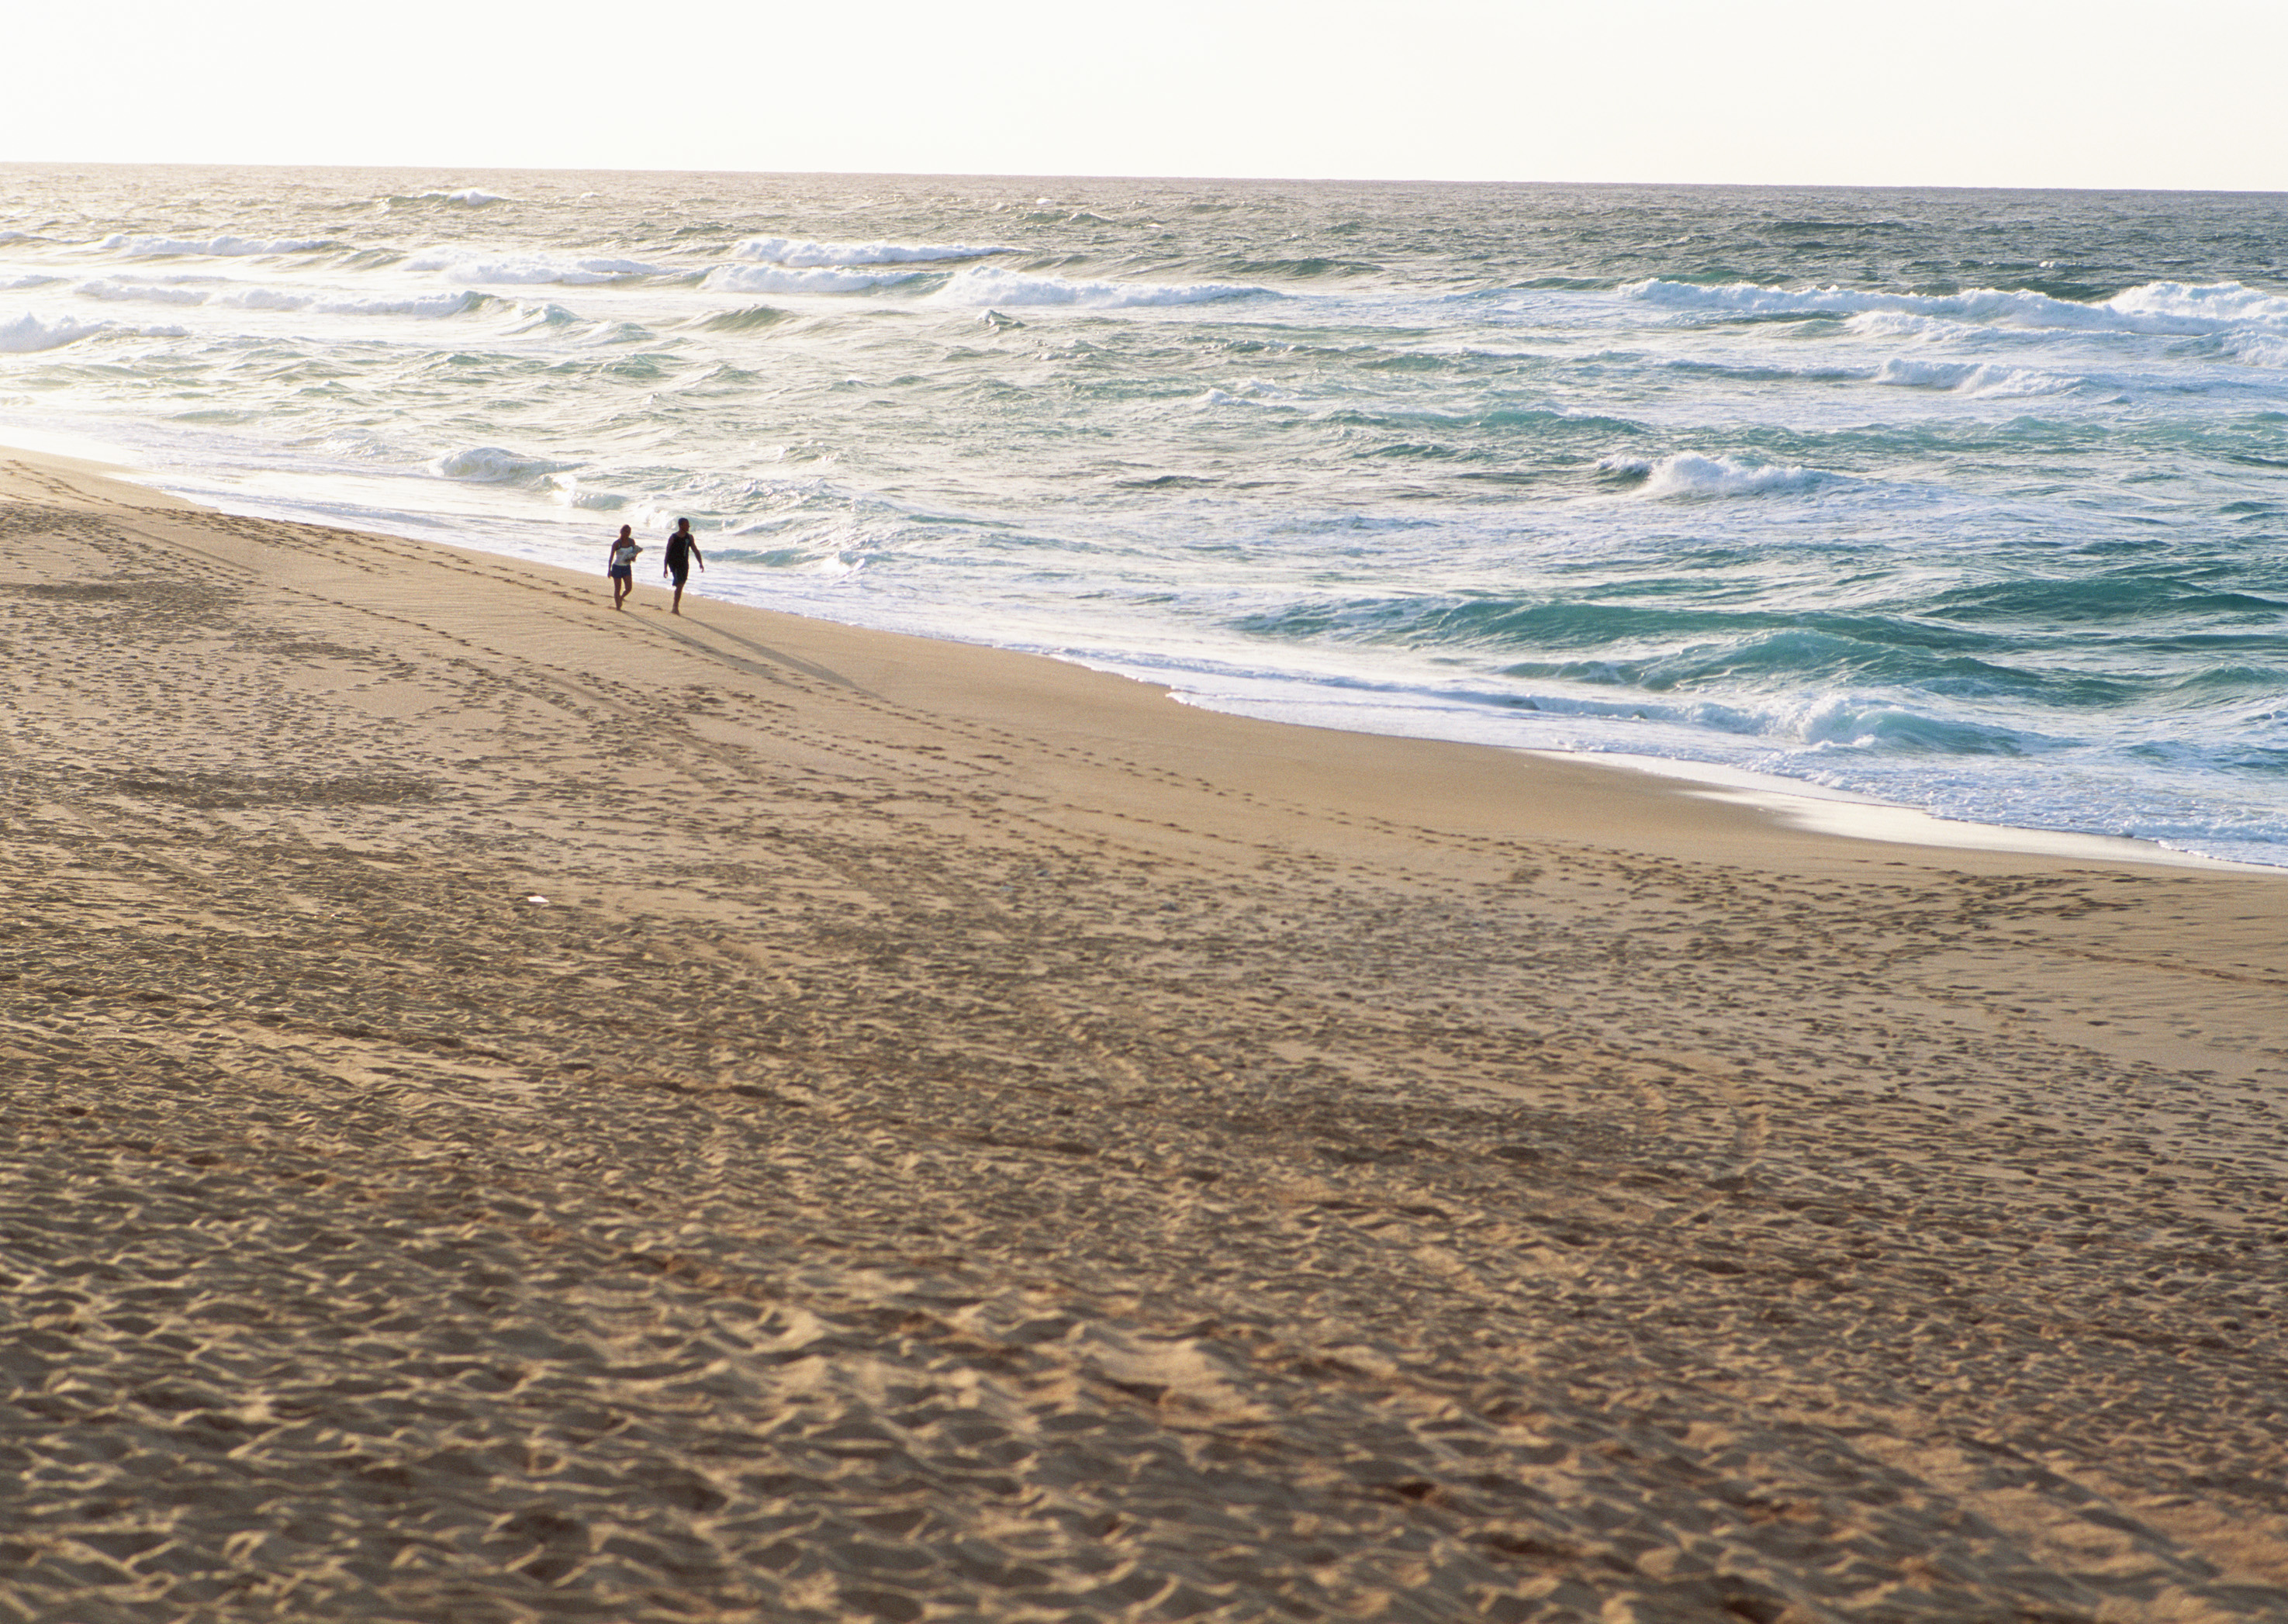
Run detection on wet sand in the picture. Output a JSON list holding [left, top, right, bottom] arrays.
[[2, 449, 2285, 1623]]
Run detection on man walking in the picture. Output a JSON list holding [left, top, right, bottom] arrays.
[[663, 518, 705, 616]]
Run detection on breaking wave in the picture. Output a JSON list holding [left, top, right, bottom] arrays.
[[98, 233, 333, 257], [1625, 277, 2288, 337], [217, 288, 485, 318], [390, 189, 507, 208], [67, 280, 486, 318], [0, 311, 183, 351], [404, 251, 664, 285], [74, 278, 209, 305], [928, 266, 1271, 308], [430, 447, 578, 485], [1868, 358, 2071, 396], [1599, 452, 1834, 499], [0, 312, 107, 352], [701, 264, 921, 295], [731, 237, 1007, 268]]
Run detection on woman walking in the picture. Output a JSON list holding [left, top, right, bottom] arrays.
[[606, 525, 641, 610]]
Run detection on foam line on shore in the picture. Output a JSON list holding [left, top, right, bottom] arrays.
[[1549, 750, 2279, 872]]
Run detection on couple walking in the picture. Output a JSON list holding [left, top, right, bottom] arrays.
[[606, 519, 705, 614]]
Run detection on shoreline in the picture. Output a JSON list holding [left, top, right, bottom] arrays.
[[12, 430, 2279, 880], [4, 445, 2286, 1619], [1540, 748, 2282, 874]]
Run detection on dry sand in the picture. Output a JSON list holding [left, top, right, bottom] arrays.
[[2, 448, 2285, 1623]]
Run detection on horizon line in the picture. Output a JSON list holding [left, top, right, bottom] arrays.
[[3, 159, 2284, 199]]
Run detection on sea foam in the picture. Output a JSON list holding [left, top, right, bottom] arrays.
[[391, 189, 507, 208], [1626, 277, 2288, 337], [1601, 452, 1830, 499], [928, 266, 1270, 308], [0, 312, 105, 352], [214, 288, 484, 318], [67, 278, 484, 319], [0, 311, 184, 351], [98, 233, 332, 257], [731, 237, 1007, 268], [432, 447, 577, 484], [701, 264, 921, 295], [2226, 333, 2288, 368], [1870, 358, 2069, 396], [405, 250, 662, 285], [73, 279, 211, 305], [2105, 280, 2288, 325]]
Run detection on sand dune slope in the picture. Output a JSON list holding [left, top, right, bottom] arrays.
[[2, 454, 2285, 1622]]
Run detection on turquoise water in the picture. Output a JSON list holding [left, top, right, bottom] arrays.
[[4, 166, 2286, 862]]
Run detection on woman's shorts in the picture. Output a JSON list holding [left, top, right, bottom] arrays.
[[608, 565, 632, 580]]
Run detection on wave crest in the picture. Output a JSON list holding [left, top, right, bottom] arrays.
[[928, 266, 1271, 309], [430, 447, 577, 485], [696, 304, 791, 332], [700, 264, 921, 295], [2226, 333, 2288, 368], [0, 311, 185, 351], [218, 288, 484, 318], [1625, 277, 2288, 337], [73, 278, 209, 306], [1600, 452, 1830, 499], [731, 236, 1007, 268], [0, 312, 106, 352], [405, 250, 663, 285], [98, 233, 332, 257], [389, 189, 507, 208], [1869, 358, 2069, 396]]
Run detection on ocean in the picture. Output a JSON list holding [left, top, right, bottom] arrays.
[[4, 164, 2285, 866]]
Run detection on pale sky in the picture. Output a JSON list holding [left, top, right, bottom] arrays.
[[11, 0, 2284, 191]]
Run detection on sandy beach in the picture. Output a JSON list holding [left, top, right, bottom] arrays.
[[2, 447, 2285, 1622]]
